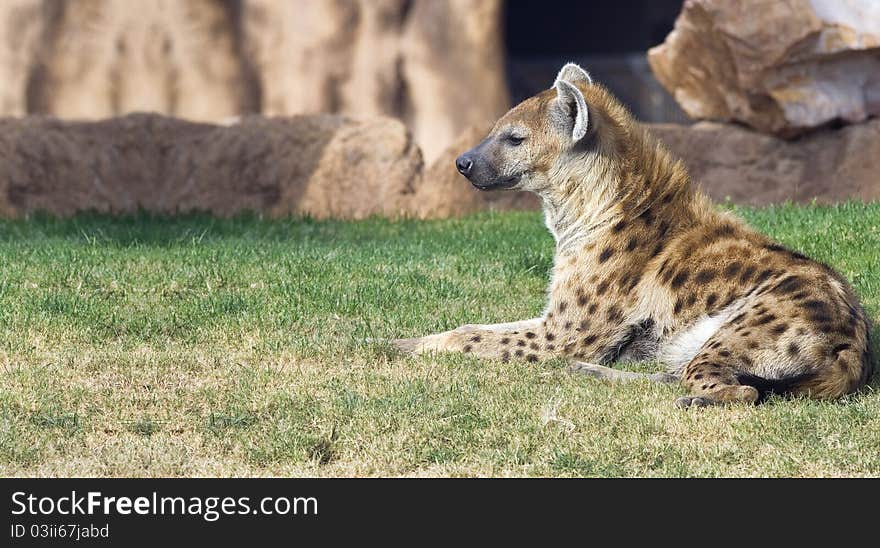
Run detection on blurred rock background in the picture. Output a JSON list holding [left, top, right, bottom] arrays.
[[0, 0, 878, 218]]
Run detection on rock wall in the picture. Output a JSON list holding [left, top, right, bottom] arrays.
[[0, 0, 509, 161], [649, 0, 880, 137]]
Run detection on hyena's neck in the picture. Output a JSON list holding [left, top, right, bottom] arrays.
[[542, 128, 699, 256]]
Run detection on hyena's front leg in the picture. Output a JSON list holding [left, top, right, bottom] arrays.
[[394, 318, 552, 362]]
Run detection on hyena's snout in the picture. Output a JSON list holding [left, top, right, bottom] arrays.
[[455, 141, 519, 191]]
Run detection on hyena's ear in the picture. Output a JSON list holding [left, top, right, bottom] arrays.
[[555, 62, 592, 86], [554, 79, 589, 142]]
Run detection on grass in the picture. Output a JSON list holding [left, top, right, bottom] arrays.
[[0, 202, 879, 477]]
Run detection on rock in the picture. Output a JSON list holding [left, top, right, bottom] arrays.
[[415, 123, 541, 218], [648, 0, 880, 136], [0, 0, 509, 162], [647, 119, 880, 204], [0, 113, 422, 219]]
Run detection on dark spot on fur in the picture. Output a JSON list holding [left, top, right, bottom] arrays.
[[748, 341, 759, 349], [673, 299, 683, 314], [515, 349, 524, 357], [588, 303, 598, 314], [526, 354, 538, 363], [469, 335, 481, 342], [500, 337, 510, 345], [649, 243, 664, 259], [525, 332, 536, 339], [754, 268, 775, 284], [708, 383, 717, 390], [739, 265, 757, 283], [530, 342, 539, 350], [802, 300, 829, 312], [598, 248, 614, 263], [837, 323, 856, 338], [596, 281, 609, 296], [740, 331, 751, 337], [731, 313, 747, 324], [612, 221, 626, 233], [723, 262, 742, 279], [558, 301, 568, 313], [501, 351, 510, 362], [753, 313, 777, 326], [545, 332, 555, 341], [771, 323, 788, 336], [787, 343, 799, 356], [577, 293, 589, 306], [578, 320, 590, 331], [686, 294, 697, 307], [773, 275, 805, 295], [705, 293, 718, 308], [670, 270, 690, 289], [583, 334, 598, 346], [809, 312, 833, 325], [626, 238, 638, 252], [639, 208, 654, 226], [545, 344, 555, 351], [606, 306, 623, 322], [695, 269, 716, 284], [517, 340, 526, 347], [463, 345, 472, 353], [694, 374, 704, 380], [564, 322, 572, 329]]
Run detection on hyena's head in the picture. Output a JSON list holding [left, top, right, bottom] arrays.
[[455, 63, 633, 196]]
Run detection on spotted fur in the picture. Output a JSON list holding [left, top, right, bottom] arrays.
[[394, 63, 875, 407]]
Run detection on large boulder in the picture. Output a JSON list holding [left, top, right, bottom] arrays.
[[648, 119, 880, 204], [648, 0, 880, 136]]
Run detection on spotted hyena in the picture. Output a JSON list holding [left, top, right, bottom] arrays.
[[394, 63, 875, 407]]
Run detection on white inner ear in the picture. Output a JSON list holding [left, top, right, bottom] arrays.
[[555, 80, 589, 142], [554, 62, 593, 86]]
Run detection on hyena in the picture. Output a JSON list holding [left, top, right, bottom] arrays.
[[394, 63, 875, 408]]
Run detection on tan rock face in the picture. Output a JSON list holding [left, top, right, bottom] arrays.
[[648, 119, 880, 205], [0, 0, 508, 161], [648, 0, 880, 136]]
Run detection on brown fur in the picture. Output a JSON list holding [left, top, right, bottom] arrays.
[[395, 64, 875, 407]]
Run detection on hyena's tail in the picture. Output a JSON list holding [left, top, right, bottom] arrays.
[[734, 372, 818, 403]]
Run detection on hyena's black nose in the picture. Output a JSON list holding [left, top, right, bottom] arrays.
[[455, 154, 474, 176]]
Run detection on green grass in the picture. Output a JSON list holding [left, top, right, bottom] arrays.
[[0, 203, 878, 477]]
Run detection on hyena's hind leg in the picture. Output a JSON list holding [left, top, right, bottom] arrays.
[[393, 318, 555, 362], [674, 351, 760, 408]]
